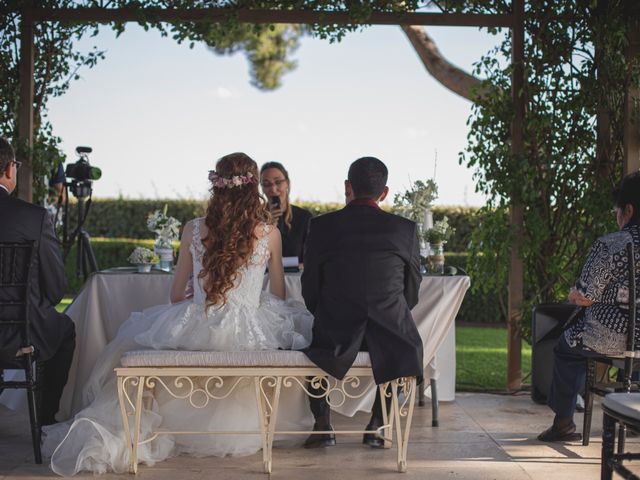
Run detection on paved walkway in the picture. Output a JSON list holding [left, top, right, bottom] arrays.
[[0, 392, 636, 479]]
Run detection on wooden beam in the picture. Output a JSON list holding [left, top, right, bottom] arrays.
[[28, 7, 514, 28], [623, 17, 640, 176], [17, 7, 34, 203], [507, 0, 525, 392]]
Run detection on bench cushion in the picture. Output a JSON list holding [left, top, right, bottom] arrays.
[[603, 393, 640, 421], [121, 350, 372, 368]]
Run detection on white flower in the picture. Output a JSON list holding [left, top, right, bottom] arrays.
[[393, 179, 438, 223], [128, 247, 159, 265], [147, 205, 182, 244]]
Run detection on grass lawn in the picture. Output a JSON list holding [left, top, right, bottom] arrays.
[[456, 326, 531, 392], [54, 297, 527, 392], [55, 297, 73, 313]]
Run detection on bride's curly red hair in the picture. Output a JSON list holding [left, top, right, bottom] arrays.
[[200, 152, 271, 308]]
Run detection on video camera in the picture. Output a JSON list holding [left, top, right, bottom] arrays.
[[65, 146, 102, 199]]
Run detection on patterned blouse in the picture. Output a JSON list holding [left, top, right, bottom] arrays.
[[565, 219, 640, 355]]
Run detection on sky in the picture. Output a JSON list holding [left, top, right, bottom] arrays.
[[47, 23, 505, 206]]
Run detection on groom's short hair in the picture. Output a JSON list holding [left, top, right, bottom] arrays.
[[348, 157, 388, 199], [0, 137, 14, 175]]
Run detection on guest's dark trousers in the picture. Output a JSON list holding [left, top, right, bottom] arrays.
[[548, 334, 601, 419], [40, 318, 76, 425], [308, 379, 391, 426], [308, 338, 391, 426]]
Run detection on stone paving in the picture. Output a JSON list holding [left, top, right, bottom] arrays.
[[1, 392, 637, 479]]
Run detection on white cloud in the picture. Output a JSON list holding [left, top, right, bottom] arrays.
[[216, 87, 233, 99]]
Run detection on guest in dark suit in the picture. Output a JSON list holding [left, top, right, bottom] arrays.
[[301, 156, 423, 448], [260, 162, 312, 263], [0, 137, 75, 425]]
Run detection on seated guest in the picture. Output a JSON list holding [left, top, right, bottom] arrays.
[[0, 137, 76, 425], [538, 171, 640, 442], [260, 162, 312, 262]]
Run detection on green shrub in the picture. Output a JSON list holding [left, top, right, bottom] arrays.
[[445, 252, 505, 325], [79, 199, 479, 252], [78, 199, 207, 239], [64, 238, 175, 293]]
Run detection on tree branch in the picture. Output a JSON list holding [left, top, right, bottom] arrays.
[[401, 24, 491, 102]]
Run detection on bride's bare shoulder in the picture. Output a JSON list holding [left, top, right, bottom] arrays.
[[253, 222, 274, 239]]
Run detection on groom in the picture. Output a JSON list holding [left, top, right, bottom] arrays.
[[301, 156, 423, 448]]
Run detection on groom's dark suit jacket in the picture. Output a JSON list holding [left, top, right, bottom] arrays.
[[0, 187, 71, 364], [301, 200, 423, 384]]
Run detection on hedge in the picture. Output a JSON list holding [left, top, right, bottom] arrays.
[[64, 239, 503, 324], [77, 199, 480, 252]]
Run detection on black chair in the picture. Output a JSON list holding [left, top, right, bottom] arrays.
[[584, 241, 640, 447], [0, 241, 43, 464], [600, 241, 639, 479]]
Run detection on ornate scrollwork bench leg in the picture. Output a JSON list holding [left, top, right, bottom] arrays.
[[392, 377, 417, 473], [117, 374, 146, 474], [255, 376, 283, 474]]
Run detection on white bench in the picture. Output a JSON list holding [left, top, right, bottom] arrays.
[[115, 350, 417, 474]]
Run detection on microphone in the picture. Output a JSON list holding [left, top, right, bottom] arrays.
[[271, 196, 285, 232]]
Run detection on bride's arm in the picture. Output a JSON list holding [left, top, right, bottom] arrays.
[[170, 220, 194, 303], [267, 227, 286, 300]]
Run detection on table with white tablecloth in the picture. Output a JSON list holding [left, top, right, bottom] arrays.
[[1, 270, 469, 420]]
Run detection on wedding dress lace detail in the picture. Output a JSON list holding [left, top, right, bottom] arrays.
[[44, 219, 313, 475]]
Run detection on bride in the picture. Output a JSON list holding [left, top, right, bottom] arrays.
[[44, 152, 314, 475]]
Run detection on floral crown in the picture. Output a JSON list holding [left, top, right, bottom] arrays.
[[208, 170, 256, 189]]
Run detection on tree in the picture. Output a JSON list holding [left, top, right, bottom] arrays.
[[440, 0, 640, 334], [0, 0, 105, 201]]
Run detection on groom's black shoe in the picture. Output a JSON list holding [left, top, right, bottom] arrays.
[[363, 422, 385, 449], [303, 423, 336, 449]]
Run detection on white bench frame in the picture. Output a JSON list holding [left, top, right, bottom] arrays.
[[115, 364, 416, 474]]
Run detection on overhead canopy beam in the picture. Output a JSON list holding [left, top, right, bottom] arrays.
[[29, 8, 514, 28]]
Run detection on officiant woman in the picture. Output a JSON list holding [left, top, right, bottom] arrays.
[[260, 162, 312, 262]]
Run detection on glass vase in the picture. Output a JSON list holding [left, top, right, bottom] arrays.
[[429, 242, 445, 275], [154, 239, 174, 272]]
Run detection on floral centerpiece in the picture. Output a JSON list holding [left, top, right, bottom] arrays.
[[425, 217, 455, 274], [128, 247, 159, 273], [147, 205, 181, 271], [425, 216, 455, 245], [392, 179, 438, 224]]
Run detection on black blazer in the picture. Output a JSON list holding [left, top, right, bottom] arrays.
[[302, 203, 423, 384], [0, 188, 70, 363], [279, 204, 312, 262]]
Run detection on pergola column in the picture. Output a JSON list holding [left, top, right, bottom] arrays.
[[507, 0, 525, 391], [17, 7, 35, 202], [623, 17, 640, 175]]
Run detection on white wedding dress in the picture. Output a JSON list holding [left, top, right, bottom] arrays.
[[43, 221, 314, 476]]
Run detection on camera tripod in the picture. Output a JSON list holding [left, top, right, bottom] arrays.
[[62, 181, 99, 281]]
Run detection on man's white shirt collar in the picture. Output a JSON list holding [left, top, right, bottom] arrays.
[[0, 184, 9, 194]]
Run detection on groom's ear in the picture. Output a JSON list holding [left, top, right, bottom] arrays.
[[344, 180, 353, 197], [377, 186, 389, 203]]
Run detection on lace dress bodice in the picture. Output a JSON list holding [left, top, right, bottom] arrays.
[[189, 219, 272, 309]]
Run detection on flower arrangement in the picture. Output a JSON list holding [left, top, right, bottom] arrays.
[[425, 216, 455, 245], [128, 247, 159, 265], [208, 170, 256, 189], [393, 179, 438, 223], [147, 204, 181, 248]]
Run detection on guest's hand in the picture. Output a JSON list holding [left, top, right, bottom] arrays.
[[568, 287, 594, 306]]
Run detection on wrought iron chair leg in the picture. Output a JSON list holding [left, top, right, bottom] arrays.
[[25, 355, 42, 464], [583, 358, 596, 446], [617, 424, 626, 455], [430, 378, 439, 427], [601, 412, 616, 480]]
